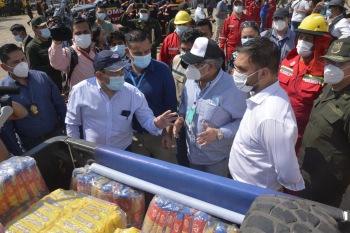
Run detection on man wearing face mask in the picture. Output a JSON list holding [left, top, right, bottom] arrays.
[[124, 30, 178, 163], [220, 0, 251, 61], [26, 16, 63, 92], [66, 50, 177, 151], [195, 0, 212, 22], [278, 14, 332, 158], [214, 0, 230, 42], [229, 37, 305, 192], [325, 0, 350, 39], [298, 38, 350, 207], [261, 8, 296, 64], [171, 28, 202, 167], [108, 31, 129, 61], [120, 3, 162, 59], [92, 5, 115, 36], [166, 2, 195, 36], [159, 11, 192, 66], [10, 24, 33, 57], [173, 37, 247, 176], [0, 44, 66, 152], [49, 18, 96, 91]]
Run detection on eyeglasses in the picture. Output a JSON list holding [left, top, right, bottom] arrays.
[[321, 58, 344, 67], [241, 21, 259, 28]]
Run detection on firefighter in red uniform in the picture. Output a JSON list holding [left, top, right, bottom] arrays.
[[266, 0, 276, 29], [159, 11, 192, 66], [220, 0, 251, 61], [278, 14, 332, 157], [247, 0, 261, 25]]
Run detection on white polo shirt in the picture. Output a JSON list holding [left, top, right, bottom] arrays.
[[328, 14, 350, 39], [229, 80, 305, 191]]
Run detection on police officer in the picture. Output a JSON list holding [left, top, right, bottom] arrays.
[[25, 0, 32, 24], [298, 37, 350, 207], [278, 14, 332, 157], [120, 3, 162, 59], [158, 0, 167, 39], [166, 2, 194, 36], [327, 0, 350, 39], [147, 0, 158, 19], [164, 0, 179, 25]]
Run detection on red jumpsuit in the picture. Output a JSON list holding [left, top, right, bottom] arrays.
[[266, 0, 276, 29], [278, 34, 332, 157], [159, 31, 180, 67], [247, 1, 261, 25], [245, 0, 253, 10], [220, 13, 251, 62]]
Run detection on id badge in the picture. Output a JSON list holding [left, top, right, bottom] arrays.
[[28, 103, 41, 117], [186, 107, 196, 123]]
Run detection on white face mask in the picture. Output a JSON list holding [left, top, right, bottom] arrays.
[[296, 40, 314, 57], [74, 34, 92, 49], [233, 68, 261, 93], [234, 6, 243, 13], [324, 64, 350, 85], [185, 64, 208, 80], [273, 20, 287, 31], [6, 62, 29, 78]]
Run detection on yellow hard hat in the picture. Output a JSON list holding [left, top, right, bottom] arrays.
[[174, 11, 191, 25], [295, 13, 329, 36]]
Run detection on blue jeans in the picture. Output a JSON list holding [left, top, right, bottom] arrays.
[[260, 14, 268, 33], [21, 128, 63, 152], [291, 21, 301, 31], [175, 126, 190, 167], [190, 157, 229, 177]]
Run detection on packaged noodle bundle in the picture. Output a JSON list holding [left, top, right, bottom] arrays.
[[142, 196, 239, 233], [114, 227, 141, 233], [0, 157, 49, 226], [5, 189, 127, 233], [70, 167, 145, 229]]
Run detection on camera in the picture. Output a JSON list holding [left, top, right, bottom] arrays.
[[49, 0, 73, 41]]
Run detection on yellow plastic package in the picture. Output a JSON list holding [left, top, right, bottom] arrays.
[[59, 211, 105, 233], [42, 225, 69, 233], [30, 200, 64, 220], [6, 221, 36, 233], [114, 227, 141, 233]]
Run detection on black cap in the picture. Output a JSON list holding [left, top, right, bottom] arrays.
[[329, 0, 345, 8], [319, 37, 350, 62], [179, 2, 191, 10], [273, 8, 289, 19], [93, 50, 130, 72], [181, 37, 222, 64]]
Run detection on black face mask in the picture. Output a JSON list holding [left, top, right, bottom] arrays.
[[180, 59, 189, 69]]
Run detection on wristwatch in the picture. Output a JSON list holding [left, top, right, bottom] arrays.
[[217, 129, 224, 140]]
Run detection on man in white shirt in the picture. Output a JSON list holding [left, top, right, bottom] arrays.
[[290, 0, 311, 31], [195, 0, 212, 22], [229, 37, 305, 191], [65, 50, 178, 151], [327, 0, 350, 39]]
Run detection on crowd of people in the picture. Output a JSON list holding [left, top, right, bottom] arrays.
[[1, 0, 350, 210]]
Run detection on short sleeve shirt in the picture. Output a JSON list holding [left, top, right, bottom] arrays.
[[216, 0, 229, 19], [291, 0, 310, 22]]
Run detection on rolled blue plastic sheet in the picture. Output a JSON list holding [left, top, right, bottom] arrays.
[[94, 145, 294, 217], [90, 163, 246, 224]]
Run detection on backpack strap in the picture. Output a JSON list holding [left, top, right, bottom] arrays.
[[62, 47, 79, 99], [329, 15, 344, 34]]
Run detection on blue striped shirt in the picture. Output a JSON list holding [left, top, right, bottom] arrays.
[[179, 70, 247, 165]]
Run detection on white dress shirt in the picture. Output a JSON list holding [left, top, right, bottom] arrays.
[[229, 81, 305, 191], [195, 7, 207, 22], [66, 78, 162, 149], [328, 15, 350, 39]]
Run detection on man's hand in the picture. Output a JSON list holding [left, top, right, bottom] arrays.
[[173, 116, 184, 138], [154, 110, 178, 129], [161, 132, 172, 150], [197, 121, 218, 147], [126, 3, 135, 15]]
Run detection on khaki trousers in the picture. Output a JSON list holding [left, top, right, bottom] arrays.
[[214, 17, 226, 42], [132, 132, 177, 164]]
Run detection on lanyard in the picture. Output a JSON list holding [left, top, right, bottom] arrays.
[[75, 47, 97, 62], [129, 71, 147, 89]]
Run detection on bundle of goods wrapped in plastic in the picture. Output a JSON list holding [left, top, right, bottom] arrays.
[[5, 189, 127, 232], [142, 195, 239, 233], [0, 156, 49, 225], [70, 166, 145, 229], [114, 227, 141, 233]]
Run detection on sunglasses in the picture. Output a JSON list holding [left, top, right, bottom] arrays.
[[241, 21, 259, 28]]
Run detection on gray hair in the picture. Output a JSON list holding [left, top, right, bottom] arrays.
[[200, 58, 223, 70]]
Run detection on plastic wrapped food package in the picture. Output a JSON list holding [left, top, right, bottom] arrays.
[[5, 189, 127, 233], [70, 166, 145, 229], [114, 227, 142, 233], [0, 156, 49, 226], [142, 195, 239, 233]]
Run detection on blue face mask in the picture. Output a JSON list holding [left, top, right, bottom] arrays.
[[98, 13, 106, 20], [103, 74, 125, 91], [106, 19, 111, 23], [176, 26, 188, 35], [200, 4, 204, 8], [40, 28, 51, 39], [241, 38, 254, 44], [111, 45, 126, 57], [14, 35, 22, 42], [132, 53, 152, 68], [326, 8, 332, 17], [140, 13, 149, 21]]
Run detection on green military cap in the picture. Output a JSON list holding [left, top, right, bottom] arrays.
[[319, 37, 350, 63], [31, 15, 47, 28], [179, 2, 191, 10], [139, 3, 149, 11]]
